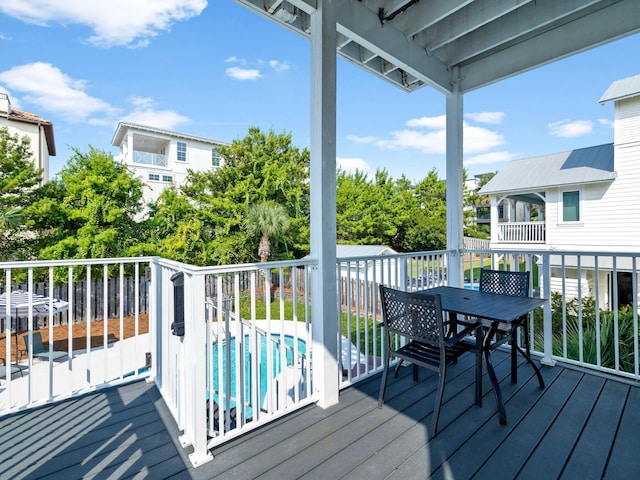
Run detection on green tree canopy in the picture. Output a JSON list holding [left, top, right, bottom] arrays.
[[148, 127, 310, 265], [32, 147, 145, 260], [0, 127, 45, 259]]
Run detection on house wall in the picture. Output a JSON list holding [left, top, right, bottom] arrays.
[[0, 117, 49, 182], [117, 126, 223, 205], [544, 96, 640, 251]]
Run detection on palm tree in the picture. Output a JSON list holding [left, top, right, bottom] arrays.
[[0, 206, 21, 230], [246, 202, 290, 263]]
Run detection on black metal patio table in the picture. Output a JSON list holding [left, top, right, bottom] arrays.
[[415, 285, 548, 425]]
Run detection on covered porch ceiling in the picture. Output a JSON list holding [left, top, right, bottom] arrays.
[[234, 0, 640, 94]]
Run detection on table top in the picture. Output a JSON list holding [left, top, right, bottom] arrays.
[[415, 285, 547, 324]]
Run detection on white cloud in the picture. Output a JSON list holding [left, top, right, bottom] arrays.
[[465, 151, 514, 166], [225, 56, 246, 65], [548, 119, 593, 138], [337, 157, 374, 177], [122, 96, 190, 130], [375, 121, 504, 155], [377, 128, 446, 154], [269, 60, 290, 72], [0, 0, 206, 48], [346, 134, 378, 144], [225, 67, 262, 80], [465, 111, 505, 124], [599, 118, 614, 128], [0, 62, 119, 121], [0, 33, 10, 40], [406, 115, 446, 129]]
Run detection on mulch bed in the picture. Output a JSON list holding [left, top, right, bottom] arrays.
[[0, 314, 149, 363]]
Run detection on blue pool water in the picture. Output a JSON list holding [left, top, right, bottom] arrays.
[[211, 333, 306, 416]]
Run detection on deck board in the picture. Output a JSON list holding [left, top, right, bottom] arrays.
[[1, 350, 639, 479]]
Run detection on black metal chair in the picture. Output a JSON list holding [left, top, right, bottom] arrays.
[[377, 285, 481, 437], [474, 268, 544, 387]]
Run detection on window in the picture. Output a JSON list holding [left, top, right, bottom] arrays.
[[162, 175, 173, 183], [177, 141, 187, 161], [212, 148, 221, 167], [562, 190, 580, 222], [148, 173, 160, 181]]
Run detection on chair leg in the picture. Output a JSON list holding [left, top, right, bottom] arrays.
[[430, 366, 446, 437], [378, 349, 391, 408]]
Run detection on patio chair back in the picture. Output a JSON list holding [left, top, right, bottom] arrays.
[[479, 268, 529, 297], [23, 332, 67, 361]]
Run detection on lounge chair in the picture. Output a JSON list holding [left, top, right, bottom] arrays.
[[23, 332, 67, 362], [0, 359, 24, 384]]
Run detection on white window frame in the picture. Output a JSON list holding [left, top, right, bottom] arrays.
[[177, 141, 187, 162]]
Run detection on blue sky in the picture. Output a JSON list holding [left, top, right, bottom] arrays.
[[1, 0, 639, 183]]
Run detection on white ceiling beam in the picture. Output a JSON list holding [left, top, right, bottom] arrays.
[[389, 0, 473, 37], [442, 0, 604, 66], [460, 0, 640, 91], [414, 0, 532, 52], [335, 0, 452, 93]]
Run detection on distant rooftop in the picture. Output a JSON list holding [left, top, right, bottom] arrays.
[[480, 144, 616, 196], [0, 93, 56, 156], [111, 121, 229, 147], [600, 73, 640, 104]]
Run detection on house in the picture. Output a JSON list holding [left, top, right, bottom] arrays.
[[0, 92, 55, 182], [480, 73, 640, 306], [111, 121, 228, 205]]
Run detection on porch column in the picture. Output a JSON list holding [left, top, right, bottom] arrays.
[[310, 0, 339, 408], [445, 78, 464, 287]]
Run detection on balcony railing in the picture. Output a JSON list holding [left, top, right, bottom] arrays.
[[133, 150, 168, 167], [497, 221, 545, 243], [3, 247, 640, 466]]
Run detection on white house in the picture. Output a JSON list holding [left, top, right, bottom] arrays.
[[480, 73, 640, 307], [111, 122, 228, 205], [0, 93, 55, 182]]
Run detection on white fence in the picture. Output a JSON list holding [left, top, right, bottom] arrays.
[[497, 222, 545, 243]]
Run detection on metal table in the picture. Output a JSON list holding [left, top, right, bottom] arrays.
[[416, 286, 548, 425]]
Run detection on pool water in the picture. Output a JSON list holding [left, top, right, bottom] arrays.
[[211, 333, 307, 417]]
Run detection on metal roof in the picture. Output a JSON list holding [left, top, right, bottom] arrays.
[[599, 73, 640, 104], [336, 244, 397, 258], [111, 121, 229, 148], [479, 144, 616, 195], [234, 1, 640, 94]]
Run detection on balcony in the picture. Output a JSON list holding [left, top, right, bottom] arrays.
[[1, 248, 639, 476], [132, 150, 168, 167], [497, 221, 546, 244]]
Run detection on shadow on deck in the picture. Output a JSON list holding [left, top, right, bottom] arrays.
[[2, 349, 640, 479]]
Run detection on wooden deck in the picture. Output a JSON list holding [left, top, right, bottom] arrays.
[[2, 349, 640, 479]]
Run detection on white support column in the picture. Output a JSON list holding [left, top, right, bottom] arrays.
[[446, 77, 464, 287], [540, 253, 556, 367], [310, 0, 340, 409]]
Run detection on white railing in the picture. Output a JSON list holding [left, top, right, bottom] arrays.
[[497, 222, 545, 243], [0, 257, 153, 415], [336, 250, 450, 387], [462, 248, 640, 381], [133, 150, 168, 167], [154, 258, 317, 465]]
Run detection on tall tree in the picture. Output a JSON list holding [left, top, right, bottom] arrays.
[[33, 147, 146, 260], [149, 127, 310, 265], [0, 127, 45, 259], [246, 202, 290, 262]]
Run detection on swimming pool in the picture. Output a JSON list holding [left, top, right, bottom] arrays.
[[210, 332, 307, 418]]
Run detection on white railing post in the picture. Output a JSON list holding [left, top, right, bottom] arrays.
[[181, 270, 213, 467], [540, 253, 556, 366], [149, 258, 161, 383]]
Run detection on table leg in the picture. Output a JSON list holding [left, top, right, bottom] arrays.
[[484, 321, 507, 425]]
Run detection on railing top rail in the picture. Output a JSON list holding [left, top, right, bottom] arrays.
[[0, 256, 156, 269], [336, 249, 451, 263], [157, 257, 317, 275]]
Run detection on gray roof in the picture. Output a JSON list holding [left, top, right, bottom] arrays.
[[111, 121, 228, 147], [600, 73, 640, 104], [480, 144, 616, 195], [336, 244, 397, 258]]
